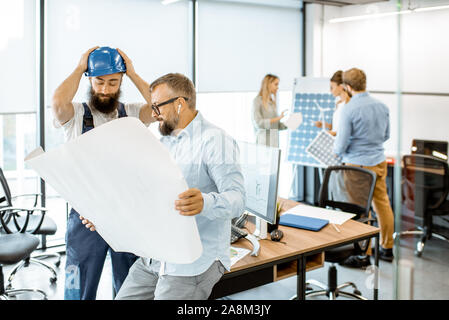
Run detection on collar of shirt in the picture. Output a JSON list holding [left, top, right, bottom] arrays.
[[350, 91, 369, 101], [174, 111, 202, 140]]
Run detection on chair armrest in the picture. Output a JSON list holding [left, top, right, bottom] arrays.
[[0, 207, 34, 234], [11, 193, 43, 200], [0, 206, 47, 212], [428, 188, 449, 210], [11, 193, 42, 207]]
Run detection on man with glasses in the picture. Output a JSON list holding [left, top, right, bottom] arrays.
[[82, 73, 246, 300], [52, 46, 154, 300]]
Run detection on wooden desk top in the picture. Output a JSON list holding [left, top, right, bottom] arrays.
[[229, 198, 380, 273]]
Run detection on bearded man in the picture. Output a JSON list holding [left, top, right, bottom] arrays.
[[52, 46, 154, 300]]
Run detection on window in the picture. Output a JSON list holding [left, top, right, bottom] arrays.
[[0, 0, 40, 231], [197, 0, 302, 92]]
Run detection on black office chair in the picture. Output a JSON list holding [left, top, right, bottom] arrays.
[[298, 165, 377, 300], [395, 154, 449, 257], [0, 168, 60, 288], [0, 208, 47, 299]]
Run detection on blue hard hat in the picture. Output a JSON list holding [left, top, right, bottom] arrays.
[[85, 46, 126, 77]]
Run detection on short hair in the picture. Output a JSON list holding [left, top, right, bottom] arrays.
[[343, 68, 366, 91], [149, 73, 196, 109]]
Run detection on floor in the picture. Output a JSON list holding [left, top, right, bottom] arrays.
[[2, 234, 449, 300]]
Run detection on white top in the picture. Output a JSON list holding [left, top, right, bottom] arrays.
[[331, 99, 346, 133], [54, 102, 145, 142]]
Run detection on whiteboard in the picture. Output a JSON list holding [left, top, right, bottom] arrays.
[[286, 77, 336, 167]]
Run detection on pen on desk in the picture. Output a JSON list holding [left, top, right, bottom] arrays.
[[331, 223, 341, 233]]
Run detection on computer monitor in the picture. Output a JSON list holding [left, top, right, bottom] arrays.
[[237, 140, 281, 226], [411, 139, 448, 161]]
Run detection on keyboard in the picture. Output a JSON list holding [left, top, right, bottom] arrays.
[[230, 225, 248, 244]]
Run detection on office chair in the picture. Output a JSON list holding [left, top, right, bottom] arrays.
[[394, 154, 449, 257], [293, 165, 377, 300], [0, 208, 47, 300], [0, 168, 60, 288]]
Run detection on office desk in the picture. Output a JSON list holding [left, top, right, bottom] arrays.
[[210, 198, 380, 300]]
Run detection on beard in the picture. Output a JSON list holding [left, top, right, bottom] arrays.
[[158, 115, 179, 136], [88, 86, 122, 114]]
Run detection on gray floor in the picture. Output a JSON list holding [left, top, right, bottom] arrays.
[[2, 236, 449, 300]]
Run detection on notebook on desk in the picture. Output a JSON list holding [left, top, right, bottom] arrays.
[[279, 213, 329, 232]]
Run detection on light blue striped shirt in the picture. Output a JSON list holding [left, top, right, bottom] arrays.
[[333, 92, 390, 166], [159, 111, 246, 276]]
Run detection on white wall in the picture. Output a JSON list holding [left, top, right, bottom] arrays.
[[306, 0, 449, 155], [0, 0, 36, 113], [46, 0, 192, 106], [197, 0, 302, 92]]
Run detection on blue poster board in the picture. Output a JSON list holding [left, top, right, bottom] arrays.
[[286, 77, 336, 167]]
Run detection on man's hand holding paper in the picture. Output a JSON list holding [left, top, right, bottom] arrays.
[[176, 188, 204, 216], [80, 216, 96, 231]]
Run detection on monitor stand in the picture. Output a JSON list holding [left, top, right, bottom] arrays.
[[239, 211, 262, 256], [253, 216, 268, 240]]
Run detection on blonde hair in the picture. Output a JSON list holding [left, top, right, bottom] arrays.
[[258, 74, 279, 110]]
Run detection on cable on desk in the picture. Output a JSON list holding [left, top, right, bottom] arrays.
[[261, 238, 287, 245]]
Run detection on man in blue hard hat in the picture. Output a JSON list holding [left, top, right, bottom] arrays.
[[52, 46, 155, 300]]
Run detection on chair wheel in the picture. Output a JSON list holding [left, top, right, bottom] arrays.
[[354, 289, 362, 296], [50, 277, 57, 284], [6, 284, 12, 290], [415, 242, 424, 257], [55, 261, 61, 268]]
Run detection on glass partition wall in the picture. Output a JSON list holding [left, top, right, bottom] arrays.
[[0, 0, 41, 241], [321, 0, 449, 299]]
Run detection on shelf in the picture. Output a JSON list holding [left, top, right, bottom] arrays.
[[273, 252, 324, 281]]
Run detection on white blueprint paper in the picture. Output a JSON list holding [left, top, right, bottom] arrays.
[[284, 112, 303, 131], [25, 117, 202, 264], [284, 204, 355, 225]]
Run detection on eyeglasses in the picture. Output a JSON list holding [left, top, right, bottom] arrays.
[[151, 96, 189, 116]]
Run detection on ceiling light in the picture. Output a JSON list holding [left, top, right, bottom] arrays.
[[414, 5, 449, 12], [161, 0, 183, 5], [329, 4, 449, 23]]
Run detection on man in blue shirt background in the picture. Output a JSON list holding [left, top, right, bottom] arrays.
[[334, 68, 394, 265]]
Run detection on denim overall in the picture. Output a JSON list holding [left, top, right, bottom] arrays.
[[64, 103, 138, 300]]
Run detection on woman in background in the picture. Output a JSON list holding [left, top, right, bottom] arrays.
[[252, 74, 287, 148], [315, 70, 351, 136]]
